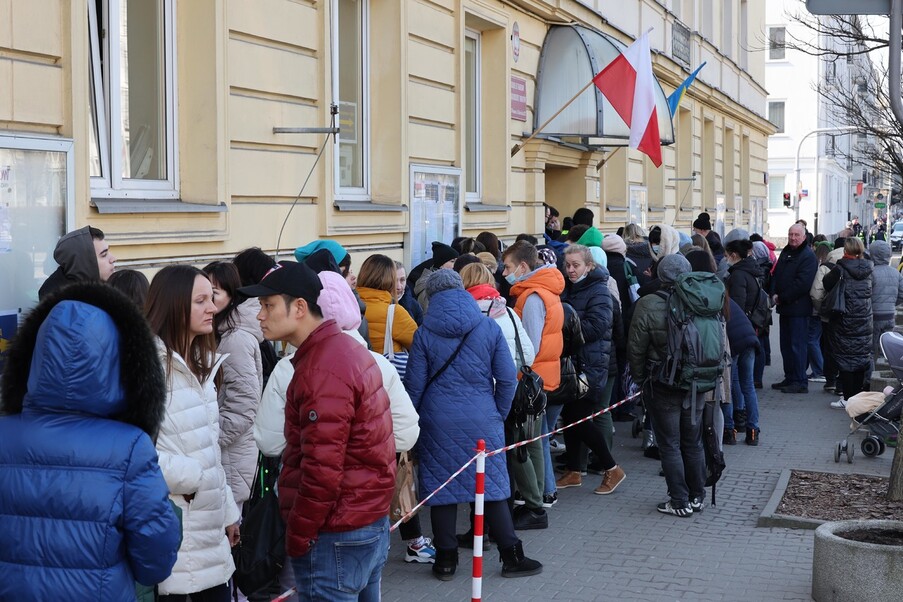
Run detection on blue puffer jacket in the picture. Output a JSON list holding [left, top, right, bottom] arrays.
[[404, 288, 517, 504], [726, 298, 759, 357], [0, 293, 180, 601]]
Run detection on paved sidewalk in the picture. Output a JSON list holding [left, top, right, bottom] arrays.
[[380, 332, 895, 601]]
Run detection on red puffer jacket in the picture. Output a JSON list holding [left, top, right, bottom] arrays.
[[279, 320, 396, 556]]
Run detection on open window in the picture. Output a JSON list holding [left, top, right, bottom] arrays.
[[88, 0, 178, 199]]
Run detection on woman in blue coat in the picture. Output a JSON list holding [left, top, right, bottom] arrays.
[[404, 269, 541, 581], [0, 283, 181, 601]]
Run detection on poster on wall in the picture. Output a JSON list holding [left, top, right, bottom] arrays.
[[0, 137, 73, 328], [408, 165, 461, 267], [0, 310, 16, 376]]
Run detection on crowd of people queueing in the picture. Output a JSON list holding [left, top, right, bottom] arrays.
[[3, 207, 900, 601]]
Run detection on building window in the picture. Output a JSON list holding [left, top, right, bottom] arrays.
[[826, 135, 835, 156], [768, 175, 786, 209], [464, 31, 481, 199], [88, 0, 177, 198], [768, 101, 785, 134], [334, 0, 369, 194], [768, 26, 786, 60]]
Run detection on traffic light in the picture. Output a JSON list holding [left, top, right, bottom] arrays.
[[783, 192, 792, 207]]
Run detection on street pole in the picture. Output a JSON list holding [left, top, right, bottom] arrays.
[[794, 126, 859, 223]]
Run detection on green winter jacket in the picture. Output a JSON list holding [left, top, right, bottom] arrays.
[[627, 289, 670, 383]]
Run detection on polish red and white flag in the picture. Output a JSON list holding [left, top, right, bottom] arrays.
[[592, 31, 662, 167]]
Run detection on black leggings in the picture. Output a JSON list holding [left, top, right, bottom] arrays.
[[430, 502, 518, 551], [158, 583, 231, 602], [561, 393, 617, 472], [838, 369, 867, 401]]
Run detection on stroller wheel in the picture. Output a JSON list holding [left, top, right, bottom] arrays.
[[834, 442, 842, 463], [631, 418, 642, 439], [878, 438, 887, 456], [861, 436, 880, 457], [846, 444, 855, 464]]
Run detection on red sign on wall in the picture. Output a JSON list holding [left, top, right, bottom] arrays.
[[511, 76, 527, 122]]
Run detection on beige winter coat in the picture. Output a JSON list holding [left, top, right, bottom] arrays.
[[810, 248, 845, 319], [217, 298, 264, 505]]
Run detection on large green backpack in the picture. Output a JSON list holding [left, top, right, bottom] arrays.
[[654, 271, 728, 402]]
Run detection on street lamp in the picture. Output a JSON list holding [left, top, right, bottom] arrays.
[[794, 125, 860, 223]]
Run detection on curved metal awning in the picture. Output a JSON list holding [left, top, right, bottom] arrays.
[[534, 25, 675, 148]]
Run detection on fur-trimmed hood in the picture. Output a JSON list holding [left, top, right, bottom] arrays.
[[0, 283, 166, 439]]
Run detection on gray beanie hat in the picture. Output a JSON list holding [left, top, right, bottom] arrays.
[[658, 253, 692, 286], [425, 268, 464, 298], [723, 228, 750, 245]]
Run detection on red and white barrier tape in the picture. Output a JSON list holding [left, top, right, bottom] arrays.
[[388, 392, 640, 531]]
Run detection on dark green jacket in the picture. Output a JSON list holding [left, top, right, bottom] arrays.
[[627, 289, 669, 383]]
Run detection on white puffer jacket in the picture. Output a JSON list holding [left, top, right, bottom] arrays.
[[254, 329, 420, 457], [217, 299, 264, 505], [475, 297, 536, 369], [155, 340, 240, 596]]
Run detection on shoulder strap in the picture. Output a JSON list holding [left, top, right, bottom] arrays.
[[384, 304, 396, 357], [424, 326, 477, 392], [507, 307, 528, 368]]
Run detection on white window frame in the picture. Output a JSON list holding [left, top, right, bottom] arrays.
[[464, 29, 481, 202], [332, 0, 371, 200], [88, 0, 178, 199]]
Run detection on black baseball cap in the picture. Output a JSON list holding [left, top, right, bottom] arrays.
[[237, 260, 323, 299]]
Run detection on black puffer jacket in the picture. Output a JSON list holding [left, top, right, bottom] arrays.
[[626, 242, 654, 287], [726, 256, 763, 316], [561, 267, 613, 393], [824, 257, 874, 372]]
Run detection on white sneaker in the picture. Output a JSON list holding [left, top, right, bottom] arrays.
[[830, 398, 847, 410]]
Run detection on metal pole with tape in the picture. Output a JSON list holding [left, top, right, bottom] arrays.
[[471, 439, 486, 602]]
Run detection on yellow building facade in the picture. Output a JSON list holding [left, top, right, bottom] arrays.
[[0, 0, 773, 299]]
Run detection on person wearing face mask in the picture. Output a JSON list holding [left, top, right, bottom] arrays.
[[555, 245, 626, 496], [502, 241, 565, 530]]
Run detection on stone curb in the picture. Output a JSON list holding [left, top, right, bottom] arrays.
[[757, 468, 827, 530]]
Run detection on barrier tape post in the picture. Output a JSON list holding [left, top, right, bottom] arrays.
[[471, 439, 486, 602]]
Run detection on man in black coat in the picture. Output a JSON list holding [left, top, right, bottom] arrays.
[[770, 223, 819, 394]]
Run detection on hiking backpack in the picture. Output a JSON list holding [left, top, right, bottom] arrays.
[[654, 271, 729, 401]]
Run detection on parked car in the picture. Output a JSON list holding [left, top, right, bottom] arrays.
[[890, 222, 903, 251]]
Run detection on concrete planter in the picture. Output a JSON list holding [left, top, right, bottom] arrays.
[[812, 520, 903, 601]]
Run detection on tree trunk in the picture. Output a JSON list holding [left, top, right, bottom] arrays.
[[887, 438, 903, 501]]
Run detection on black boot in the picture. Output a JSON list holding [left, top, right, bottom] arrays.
[[499, 541, 543, 578], [432, 548, 458, 581]]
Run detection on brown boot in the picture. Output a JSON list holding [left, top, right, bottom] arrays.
[[594, 465, 626, 495], [555, 471, 582, 489]]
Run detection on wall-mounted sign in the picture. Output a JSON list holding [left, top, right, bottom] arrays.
[[511, 76, 528, 122], [512, 22, 520, 63]]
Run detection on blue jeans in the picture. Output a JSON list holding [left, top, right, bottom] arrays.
[[779, 315, 809, 387], [290, 517, 389, 602], [807, 316, 824, 377], [541, 404, 564, 495], [647, 384, 706, 507], [724, 348, 760, 431], [754, 332, 768, 385]]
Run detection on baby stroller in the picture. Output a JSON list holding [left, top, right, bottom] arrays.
[[834, 331, 903, 463]]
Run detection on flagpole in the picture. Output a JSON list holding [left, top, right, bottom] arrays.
[[595, 146, 622, 172], [511, 78, 597, 158]]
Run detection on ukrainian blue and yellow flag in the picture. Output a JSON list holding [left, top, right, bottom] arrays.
[[667, 62, 706, 117]]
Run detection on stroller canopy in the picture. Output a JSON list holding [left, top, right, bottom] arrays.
[[880, 331, 903, 382]]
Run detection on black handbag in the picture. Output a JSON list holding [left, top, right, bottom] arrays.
[[232, 455, 286, 596], [546, 355, 590, 406], [820, 269, 846, 319], [506, 309, 546, 418]]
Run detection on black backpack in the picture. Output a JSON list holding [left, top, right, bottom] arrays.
[[746, 281, 772, 334], [259, 340, 280, 389]]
